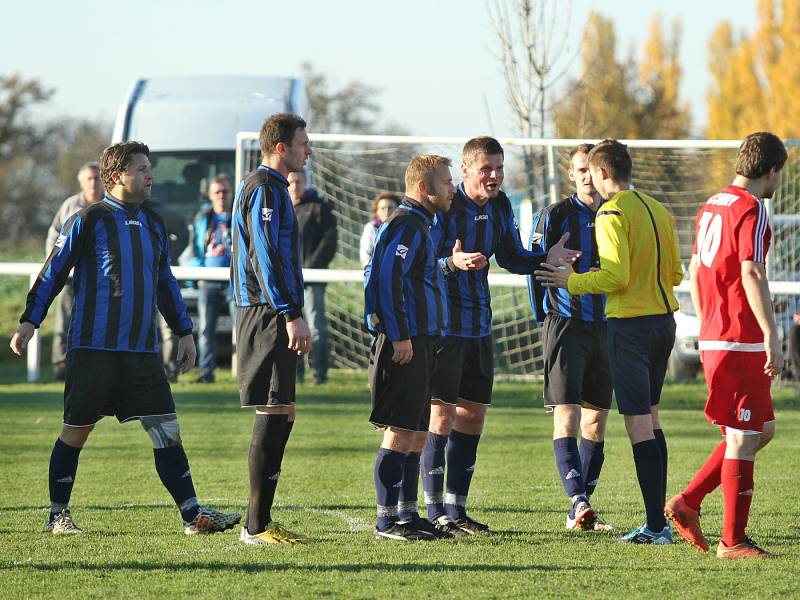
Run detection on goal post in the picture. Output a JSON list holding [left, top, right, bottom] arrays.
[[235, 133, 800, 378]]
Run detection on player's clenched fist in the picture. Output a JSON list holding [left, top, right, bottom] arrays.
[[10, 322, 35, 356]]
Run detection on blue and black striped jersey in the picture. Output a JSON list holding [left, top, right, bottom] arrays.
[[230, 166, 304, 319], [21, 195, 192, 353], [527, 194, 606, 322], [364, 199, 447, 341], [430, 185, 546, 338]]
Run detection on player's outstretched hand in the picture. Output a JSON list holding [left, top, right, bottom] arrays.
[[546, 233, 581, 266], [10, 322, 35, 356], [391, 339, 413, 364], [176, 334, 197, 373], [452, 239, 488, 271], [764, 333, 784, 378], [287, 316, 312, 356], [534, 260, 575, 289]]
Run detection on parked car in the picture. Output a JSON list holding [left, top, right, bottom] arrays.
[[669, 291, 701, 380]]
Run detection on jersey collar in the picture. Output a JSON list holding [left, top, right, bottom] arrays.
[[258, 165, 289, 187]]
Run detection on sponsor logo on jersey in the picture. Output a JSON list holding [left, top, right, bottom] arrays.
[[125, 220, 142, 227], [262, 207, 273, 221], [395, 244, 409, 259], [474, 214, 489, 221]]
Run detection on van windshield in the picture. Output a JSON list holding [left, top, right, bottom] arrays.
[[149, 151, 235, 220]]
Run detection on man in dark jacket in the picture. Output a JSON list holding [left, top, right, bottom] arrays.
[[289, 170, 337, 384]]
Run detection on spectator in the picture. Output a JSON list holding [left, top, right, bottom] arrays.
[[790, 313, 800, 380], [289, 170, 338, 384], [360, 193, 400, 267], [45, 162, 104, 381], [181, 174, 236, 384], [145, 197, 190, 382]]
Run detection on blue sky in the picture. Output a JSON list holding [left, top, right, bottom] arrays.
[[5, 0, 757, 138]]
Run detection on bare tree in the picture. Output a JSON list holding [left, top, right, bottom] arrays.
[[489, 0, 580, 205]]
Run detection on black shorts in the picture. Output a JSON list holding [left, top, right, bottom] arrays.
[[607, 314, 676, 415], [368, 334, 437, 432], [63, 349, 174, 426], [431, 335, 493, 406], [236, 305, 297, 407], [542, 314, 612, 410]]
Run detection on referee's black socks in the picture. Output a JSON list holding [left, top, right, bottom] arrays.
[[631, 439, 667, 532]]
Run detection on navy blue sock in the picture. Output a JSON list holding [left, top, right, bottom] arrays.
[[444, 430, 481, 520], [49, 438, 82, 515], [246, 414, 289, 534], [653, 428, 668, 504], [153, 445, 199, 523], [398, 452, 421, 521], [579, 437, 605, 498], [421, 432, 448, 520], [554, 437, 585, 503], [632, 439, 666, 531], [374, 448, 406, 531]]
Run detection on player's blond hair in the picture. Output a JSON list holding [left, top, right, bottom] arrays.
[[404, 155, 452, 192]]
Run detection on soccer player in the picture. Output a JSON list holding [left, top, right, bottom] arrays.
[[365, 154, 455, 541], [10, 141, 240, 536], [665, 132, 786, 559], [423, 136, 579, 535], [536, 139, 683, 544], [231, 113, 313, 545], [528, 143, 612, 532]]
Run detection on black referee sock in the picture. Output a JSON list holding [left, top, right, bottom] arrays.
[[653, 428, 668, 503], [631, 439, 667, 532], [153, 445, 199, 523], [49, 438, 82, 515], [246, 414, 289, 534]]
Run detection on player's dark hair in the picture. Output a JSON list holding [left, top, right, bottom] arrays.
[[370, 192, 401, 217], [587, 139, 632, 182], [100, 141, 150, 189], [462, 136, 504, 165], [259, 113, 307, 158], [735, 132, 787, 179], [569, 143, 595, 161]]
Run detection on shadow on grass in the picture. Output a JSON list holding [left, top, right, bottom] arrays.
[[0, 560, 573, 574]]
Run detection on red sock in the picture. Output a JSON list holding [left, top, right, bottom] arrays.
[[721, 458, 755, 547], [682, 441, 726, 511]]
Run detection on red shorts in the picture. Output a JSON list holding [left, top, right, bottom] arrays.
[[701, 350, 774, 432]]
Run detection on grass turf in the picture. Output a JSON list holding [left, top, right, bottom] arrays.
[[0, 363, 798, 599]]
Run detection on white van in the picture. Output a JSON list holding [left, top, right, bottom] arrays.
[[112, 74, 308, 227]]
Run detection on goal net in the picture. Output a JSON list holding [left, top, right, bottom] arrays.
[[235, 133, 800, 378]]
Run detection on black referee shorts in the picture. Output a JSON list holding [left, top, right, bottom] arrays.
[[63, 349, 174, 426], [236, 305, 297, 408], [607, 314, 676, 415], [430, 334, 494, 406], [368, 334, 437, 432]]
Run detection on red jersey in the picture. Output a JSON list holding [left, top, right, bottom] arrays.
[[693, 185, 771, 348]]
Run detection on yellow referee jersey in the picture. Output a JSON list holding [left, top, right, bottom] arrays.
[[567, 189, 682, 318]]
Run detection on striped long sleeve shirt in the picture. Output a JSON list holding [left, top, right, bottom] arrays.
[[430, 185, 547, 338], [230, 166, 304, 319], [527, 194, 606, 322], [21, 195, 192, 353], [364, 199, 447, 341]]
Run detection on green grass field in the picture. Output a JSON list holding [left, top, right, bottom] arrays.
[[1, 363, 798, 599]]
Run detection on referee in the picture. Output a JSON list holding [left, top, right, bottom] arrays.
[[11, 141, 240, 536], [536, 139, 683, 544]]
